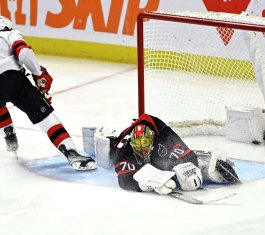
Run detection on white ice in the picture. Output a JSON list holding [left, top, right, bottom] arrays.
[[0, 56, 265, 235]]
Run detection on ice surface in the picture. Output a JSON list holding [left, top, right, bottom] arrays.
[[0, 56, 265, 235]]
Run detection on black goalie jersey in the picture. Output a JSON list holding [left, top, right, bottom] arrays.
[[112, 114, 199, 191]]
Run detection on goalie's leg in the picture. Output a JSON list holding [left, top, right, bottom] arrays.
[[216, 160, 241, 183], [197, 150, 240, 184]]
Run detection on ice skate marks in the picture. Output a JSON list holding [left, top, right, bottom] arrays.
[[24, 156, 265, 187]]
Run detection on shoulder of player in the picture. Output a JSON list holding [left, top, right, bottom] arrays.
[[3, 29, 23, 37], [7, 30, 26, 44]]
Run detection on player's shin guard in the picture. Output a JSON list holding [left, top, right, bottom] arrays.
[[38, 113, 96, 171], [38, 113, 74, 148], [0, 107, 18, 151]]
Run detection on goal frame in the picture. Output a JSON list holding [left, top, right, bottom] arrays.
[[137, 11, 265, 116]]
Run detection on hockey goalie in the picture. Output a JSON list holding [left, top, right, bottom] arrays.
[[111, 114, 240, 195]]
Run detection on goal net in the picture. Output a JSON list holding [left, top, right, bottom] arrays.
[[137, 11, 265, 137]]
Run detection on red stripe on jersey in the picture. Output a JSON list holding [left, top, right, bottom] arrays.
[[170, 143, 181, 151], [12, 40, 31, 58], [117, 169, 136, 176], [178, 149, 192, 159]]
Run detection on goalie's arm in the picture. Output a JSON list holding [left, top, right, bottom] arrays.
[[114, 160, 142, 191]]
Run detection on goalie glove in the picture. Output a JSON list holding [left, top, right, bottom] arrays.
[[153, 179, 176, 195], [138, 183, 153, 192], [138, 179, 176, 195], [138, 180, 176, 195], [133, 164, 176, 195], [173, 162, 203, 191], [32, 66, 53, 93]]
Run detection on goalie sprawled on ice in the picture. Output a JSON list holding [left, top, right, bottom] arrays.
[[111, 114, 239, 195]]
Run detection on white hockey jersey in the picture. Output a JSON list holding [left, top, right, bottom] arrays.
[[0, 30, 22, 74], [0, 30, 41, 76]]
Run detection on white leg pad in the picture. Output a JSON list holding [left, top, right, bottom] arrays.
[[94, 127, 117, 169]]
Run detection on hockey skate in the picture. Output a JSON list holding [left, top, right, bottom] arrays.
[[59, 144, 97, 171], [4, 126, 18, 152]]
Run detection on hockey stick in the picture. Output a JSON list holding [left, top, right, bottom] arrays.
[[170, 191, 237, 204]]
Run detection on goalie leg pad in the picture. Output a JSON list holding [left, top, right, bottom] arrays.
[[199, 150, 240, 183], [94, 127, 118, 169], [216, 160, 240, 183]]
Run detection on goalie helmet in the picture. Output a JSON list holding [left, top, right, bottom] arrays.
[[130, 124, 154, 159], [0, 16, 14, 31]]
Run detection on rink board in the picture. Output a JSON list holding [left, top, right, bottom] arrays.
[[23, 155, 265, 188]]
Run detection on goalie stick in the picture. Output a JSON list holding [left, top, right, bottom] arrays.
[[170, 191, 237, 204]]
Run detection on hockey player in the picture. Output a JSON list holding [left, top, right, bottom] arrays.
[[0, 16, 96, 171], [112, 114, 239, 194]]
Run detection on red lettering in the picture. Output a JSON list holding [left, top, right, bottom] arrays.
[[0, 0, 11, 18], [46, 0, 76, 28], [123, 0, 160, 35], [73, 0, 105, 31], [0, 0, 37, 26], [105, 0, 124, 33], [30, 0, 38, 26], [73, 0, 124, 33], [15, 0, 26, 25], [46, 0, 123, 34]]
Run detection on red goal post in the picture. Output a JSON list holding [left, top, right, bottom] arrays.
[[137, 11, 265, 136]]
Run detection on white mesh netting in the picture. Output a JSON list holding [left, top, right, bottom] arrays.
[[140, 11, 265, 137]]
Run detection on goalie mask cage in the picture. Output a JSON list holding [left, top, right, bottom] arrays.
[[137, 11, 265, 136]]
